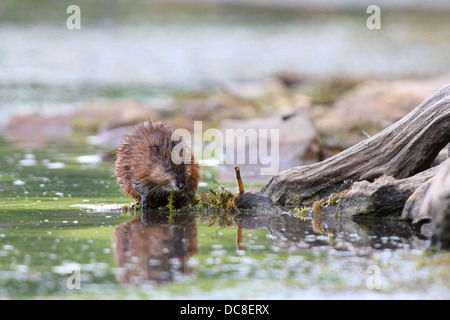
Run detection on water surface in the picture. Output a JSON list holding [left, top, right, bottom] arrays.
[[1, 146, 449, 299]]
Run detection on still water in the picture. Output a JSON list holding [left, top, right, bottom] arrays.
[[0, 146, 449, 299]]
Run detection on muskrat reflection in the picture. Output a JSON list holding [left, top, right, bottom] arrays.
[[113, 212, 198, 286]]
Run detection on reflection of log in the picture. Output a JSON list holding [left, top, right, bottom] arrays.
[[236, 212, 427, 251], [262, 85, 450, 207]]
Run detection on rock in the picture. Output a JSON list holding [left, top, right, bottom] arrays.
[[401, 181, 432, 225], [218, 107, 320, 182], [419, 159, 450, 250], [176, 93, 256, 130], [314, 75, 450, 146], [72, 99, 160, 132], [273, 72, 307, 88], [86, 125, 133, 148], [402, 151, 450, 240], [220, 77, 286, 100], [432, 145, 450, 166], [235, 191, 274, 209], [72, 99, 163, 148], [0, 99, 164, 148], [1, 113, 72, 148], [338, 168, 437, 218]]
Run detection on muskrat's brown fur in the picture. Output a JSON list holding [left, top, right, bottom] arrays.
[[114, 120, 200, 209]]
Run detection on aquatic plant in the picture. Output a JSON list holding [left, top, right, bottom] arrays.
[[291, 188, 350, 217], [166, 192, 175, 223], [292, 207, 310, 220], [195, 179, 238, 212]]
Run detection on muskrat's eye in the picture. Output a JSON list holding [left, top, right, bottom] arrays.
[[167, 166, 172, 172], [150, 145, 159, 153]]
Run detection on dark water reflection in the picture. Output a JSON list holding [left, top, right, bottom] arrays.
[[113, 210, 428, 287]]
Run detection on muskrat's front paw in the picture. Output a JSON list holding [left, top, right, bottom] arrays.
[[140, 197, 148, 210]]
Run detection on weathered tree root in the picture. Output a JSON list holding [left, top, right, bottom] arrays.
[[262, 84, 450, 209]]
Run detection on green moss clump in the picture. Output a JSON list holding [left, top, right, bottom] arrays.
[[195, 179, 238, 212], [121, 201, 141, 212], [291, 188, 350, 217], [292, 206, 310, 220]]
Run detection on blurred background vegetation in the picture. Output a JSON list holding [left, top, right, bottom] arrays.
[[1, 0, 450, 151]]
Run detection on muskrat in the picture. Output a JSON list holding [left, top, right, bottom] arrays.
[[114, 120, 200, 209]]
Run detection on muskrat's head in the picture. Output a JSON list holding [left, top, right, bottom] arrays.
[[158, 162, 187, 192], [146, 139, 190, 194]]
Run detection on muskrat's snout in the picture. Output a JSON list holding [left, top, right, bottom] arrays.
[[176, 174, 187, 190], [164, 171, 186, 192]]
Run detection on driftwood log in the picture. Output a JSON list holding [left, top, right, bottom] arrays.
[[261, 84, 450, 215]]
